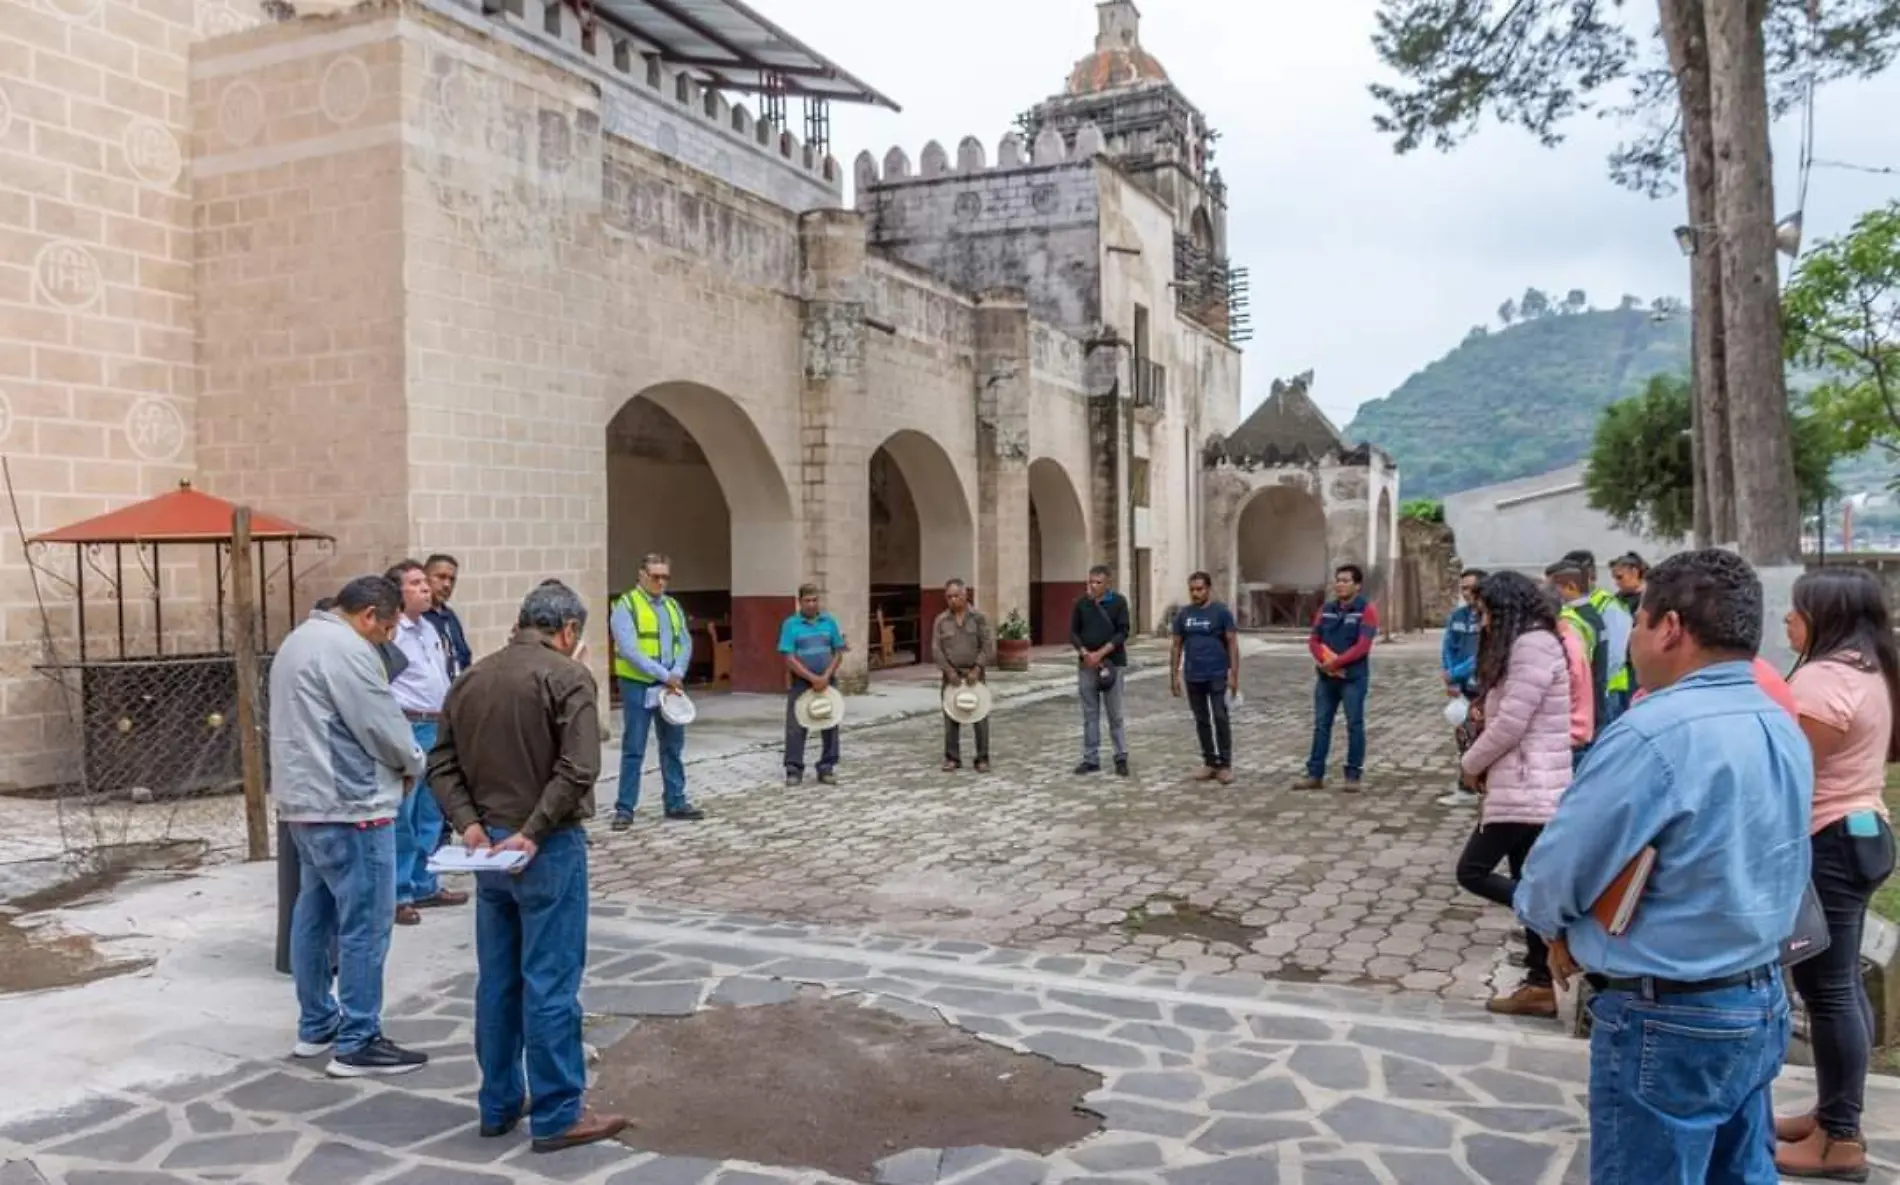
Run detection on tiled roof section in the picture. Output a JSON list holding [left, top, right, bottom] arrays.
[[1065, 46, 1169, 96], [1224, 371, 1347, 460], [31, 481, 327, 544]]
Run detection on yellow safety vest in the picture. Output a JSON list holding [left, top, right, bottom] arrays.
[[1591, 588, 1632, 693], [612, 589, 687, 684]]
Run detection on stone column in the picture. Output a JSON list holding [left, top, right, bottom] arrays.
[[1085, 335, 1126, 588], [971, 291, 1032, 638], [797, 209, 873, 693]]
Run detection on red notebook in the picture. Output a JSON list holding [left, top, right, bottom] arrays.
[[1590, 847, 1657, 936]]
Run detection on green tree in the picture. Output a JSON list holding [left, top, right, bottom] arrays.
[[1585, 374, 1838, 539], [1400, 498, 1446, 523], [1783, 201, 1900, 462], [1520, 287, 1551, 318]]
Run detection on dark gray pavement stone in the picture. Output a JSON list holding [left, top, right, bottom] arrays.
[[1191, 1118, 1316, 1155], [871, 1146, 940, 1185], [708, 977, 798, 1009], [583, 983, 704, 1018], [1068, 1139, 1167, 1172], [1301, 1160, 1381, 1185], [1288, 1045, 1369, 1091], [1464, 1067, 1569, 1108], [1020, 1031, 1148, 1070], [1172, 1005, 1240, 1033], [1377, 1152, 1480, 1184], [311, 1093, 469, 1147], [158, 1131, 299, 1170], [755, 958, 871, 981], [1319, 1098, 1455, 1151], [1162, 1155, 1282, 1184], [382, 1167, 515, 1185], [288, 1140, 400, 1184], [0, 1097, 135, 1144], [923, 987, 1043, 1017], [1205, 1076, 1308, 1116], [47, 1109, 172, 1162], [604, 1156, 723, 1184], [1246, 1016, 1332, 1042], [1109, 1071, 1204, 1104], [1081, 1097, 1206, 1139], [224, 1071, 356, 1114], [1466, 1133, 1559, 1185], [1203, 1051, 1278, 1081], [1345, 1026, 1493, 1068], [182, 1102, 233, 1134], [1380, 1056, 1477, 1104], [1047, 991, 1163, 1022], [1451, 1106, 1584, 1135]]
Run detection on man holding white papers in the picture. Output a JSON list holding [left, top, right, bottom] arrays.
[[427, 580, 628, 1155]]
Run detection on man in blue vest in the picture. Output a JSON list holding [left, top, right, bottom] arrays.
[[608, 552, 703, 828], [779, 583, 847, 786], [1297, 564, 1379, 792], [423, 554, 473, 680], [1438, 568, 1484, 808], [1548, 558, 1609, 766]]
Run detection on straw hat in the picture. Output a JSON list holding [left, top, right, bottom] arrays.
[[659, 690, 697, 726], [942, 681, 993, 725], [795, 685, 846, 731]]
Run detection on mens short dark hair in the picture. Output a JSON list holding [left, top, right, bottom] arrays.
[[335, 574, 400, 620], [1563, 549, 1597, 569], [1089, 564, 1111, 580], [797, 582, 819, 598], [1612, 552, 1648, 575], [1544, 559, 1586, 585], [384, 558, 425, 585], [1336, 564, 1364, 584], [424, 554, 459, 571], [313, 595, 337, 612], [1640, 548, 1762, 656], [1189, 570, 1212, 585], [944, 578, 966, 591], [1459, 568, 1487, 582], [518, 579, 588, 634]]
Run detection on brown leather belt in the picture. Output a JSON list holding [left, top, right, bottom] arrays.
[[403, 710, 441, 723]]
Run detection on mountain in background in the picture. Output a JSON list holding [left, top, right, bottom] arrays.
[[1343, 293, 1692, 499]]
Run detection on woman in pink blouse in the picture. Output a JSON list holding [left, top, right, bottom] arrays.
[[1774, 567, 1900, 1180]]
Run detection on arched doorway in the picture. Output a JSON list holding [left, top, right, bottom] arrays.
[[868, 430, 975, 668], [1029, 458, 1089, 644], [606, 383, 796, 694], [1235, 484, 1329, 628]]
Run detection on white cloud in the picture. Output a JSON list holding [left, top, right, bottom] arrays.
[[748, 0, 1900, 428]]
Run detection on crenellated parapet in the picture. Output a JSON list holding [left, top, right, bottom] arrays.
[[455, 0, 842, 203], [854, 121, 1109, 193]]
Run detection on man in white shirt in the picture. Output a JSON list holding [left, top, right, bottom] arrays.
[[385, 559, 467, 925]]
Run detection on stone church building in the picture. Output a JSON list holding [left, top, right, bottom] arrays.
[[0, 0, 1278, 789]]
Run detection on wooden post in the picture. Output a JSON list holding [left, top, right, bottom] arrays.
[[231, 506, 269, 861]]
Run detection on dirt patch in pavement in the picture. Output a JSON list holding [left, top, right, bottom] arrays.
[[1122, 894, 1263, 947], [591, 995, 1102, 1182], [0, 912, 151, 995]]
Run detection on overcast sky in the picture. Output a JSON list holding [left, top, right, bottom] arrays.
[[746, 0, 1900, 428]]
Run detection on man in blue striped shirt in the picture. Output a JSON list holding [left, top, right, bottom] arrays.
[[1516, 549, 1812, 1185]]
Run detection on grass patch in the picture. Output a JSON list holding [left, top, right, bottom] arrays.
[[1876, 768, 1900, 925]]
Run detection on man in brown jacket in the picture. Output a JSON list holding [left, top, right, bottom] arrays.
[[426, 580, 627, 1155], [933, 578, 995, 772]]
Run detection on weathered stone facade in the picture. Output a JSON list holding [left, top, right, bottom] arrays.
[[1203, 373, 1401, 629], [0, 0, 1244, 788]]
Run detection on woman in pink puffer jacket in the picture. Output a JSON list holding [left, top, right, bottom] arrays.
[[1455, 570, 1575, 1020]]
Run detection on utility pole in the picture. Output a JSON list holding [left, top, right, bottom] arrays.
[[231, 506, 269, 861]]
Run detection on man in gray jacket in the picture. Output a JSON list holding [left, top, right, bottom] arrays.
[[271, 574, 430, 1078]]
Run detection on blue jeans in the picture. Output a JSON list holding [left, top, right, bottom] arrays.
[[1306, 674, 1367, 780], [615, 681, 686, 815], [394, 720, 442, 905], [289, 822, 397, 1056], [473, 826, 589, 1140], [1586, 972, 1789, 1185]]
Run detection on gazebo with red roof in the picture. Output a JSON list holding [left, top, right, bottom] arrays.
[[26, 479, 333, 799]]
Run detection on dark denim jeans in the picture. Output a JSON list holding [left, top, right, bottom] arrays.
[[1791, 815, 1896, 1137], [1586, 971, 1788, 1185], [473, 825, 590, 1140], [1185, 679, 1231, 768], [1306, 674, 1367, 779], [783, 685, 839, 776], [1455, 821, 1549, 985], [289, 821, 397, 1057], [394, 720, 442, 905], [615, 682, 687, 815]]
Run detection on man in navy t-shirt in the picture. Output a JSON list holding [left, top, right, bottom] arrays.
[[1171, 571, 1239, 782]]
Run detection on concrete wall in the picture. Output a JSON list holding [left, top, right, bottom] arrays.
[[1443, 462, 1680, 578]]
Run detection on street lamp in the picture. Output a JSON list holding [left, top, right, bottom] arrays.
[[1671, 214, 1804, 259]]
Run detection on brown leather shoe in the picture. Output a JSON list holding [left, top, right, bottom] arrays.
[[1215, 767, 1234, 784], [1293, 777, 1324, 790], [531, 1108, 630, 1154], [1777, 1112, 1820, 1144], [1776, 1127, 1869, 1180], [394, 905, 421, 926], [414, 889, 468, 908], [1195, 766, 1218, 781], [1486, 983, 1558, 1018]]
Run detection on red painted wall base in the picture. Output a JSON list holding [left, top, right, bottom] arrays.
[[1036, 581, 1086, 645], [918, 587, 947, 665], [730, 595, 794, 693]]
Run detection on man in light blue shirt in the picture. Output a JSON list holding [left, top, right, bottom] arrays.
[[1516, 548, 1812, 1185], [385, 559, 466, 923]]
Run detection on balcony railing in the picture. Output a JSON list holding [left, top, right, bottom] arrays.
[[1132, 358, 1166, 410]]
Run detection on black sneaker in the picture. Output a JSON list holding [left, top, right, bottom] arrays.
[[327, 1035, 428, 1078], [609, 812, 633, 832], [785, 773, 802, 786], [664, 805, 706, 821], [816, 771, 836, 785], [1074, 761, 1101, 775], [1114, 756, 1129, 777]]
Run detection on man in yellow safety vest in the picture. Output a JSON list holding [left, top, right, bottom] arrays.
[[608, 552, 703, 828]]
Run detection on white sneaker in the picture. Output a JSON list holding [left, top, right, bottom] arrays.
[[291, 1035, 336, 1058], [1435, 790, 1476, 807]]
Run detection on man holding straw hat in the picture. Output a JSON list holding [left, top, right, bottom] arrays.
[[780, 583, 848, 785], [932, 578, 996, 772]]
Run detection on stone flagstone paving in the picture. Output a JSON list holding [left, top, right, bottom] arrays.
[[7, 902, 1900, 1184]]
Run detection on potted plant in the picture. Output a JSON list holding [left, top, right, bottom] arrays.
[[995, 609, 1031, 672]]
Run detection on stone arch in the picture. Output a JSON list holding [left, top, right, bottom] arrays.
[[1190, 205, 1214, 252], [869, 429, 977, 667], [1234, 483, 1330, 628], [606, 382, 797, 693], [1028, 457, 1090, 644]]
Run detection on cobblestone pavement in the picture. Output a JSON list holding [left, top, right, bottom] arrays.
[[592, 641, 1516, 1002], [9, 901, 1899, 1184]]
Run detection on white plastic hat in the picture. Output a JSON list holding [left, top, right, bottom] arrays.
[[660, 690, 697, 726], [1443, 696, 1470, 727]]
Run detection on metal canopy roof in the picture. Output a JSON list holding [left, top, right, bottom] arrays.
[[591, 0, 899, 110]]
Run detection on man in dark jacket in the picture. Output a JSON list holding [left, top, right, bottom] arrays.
[[423, 553, 474, 679], [1297, 564, 1379, 792], [426, 580, 627, 1155], [1070, 564, 1132, 776]]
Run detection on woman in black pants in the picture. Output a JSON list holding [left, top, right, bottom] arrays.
[[1776, 567, 1900, 1181]]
